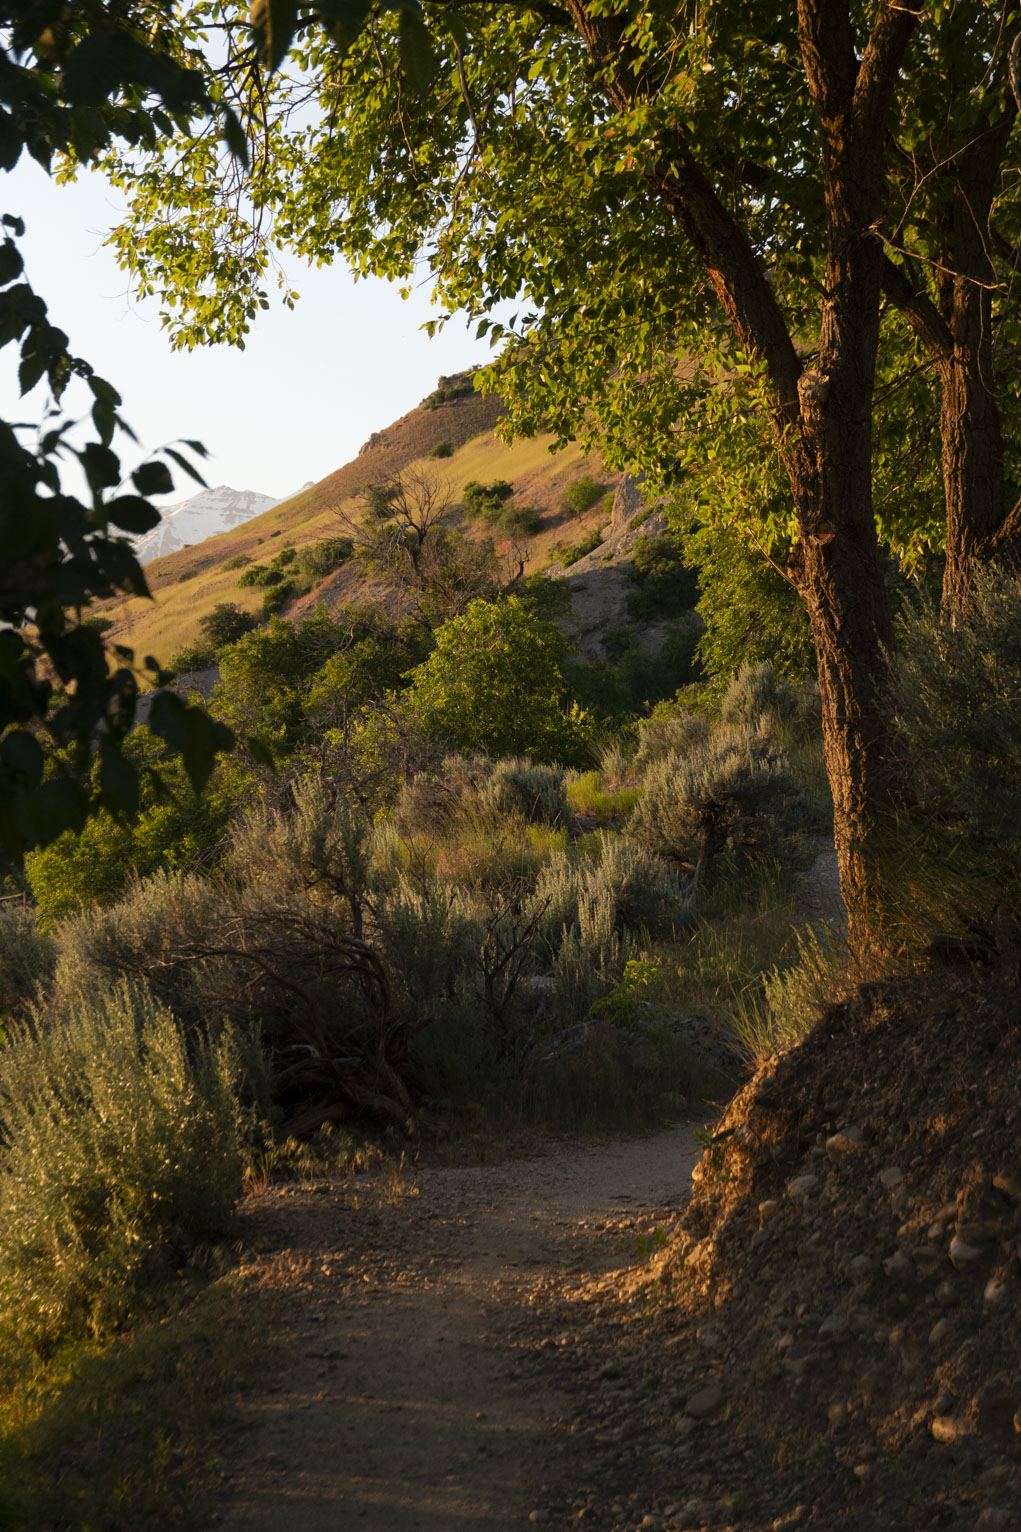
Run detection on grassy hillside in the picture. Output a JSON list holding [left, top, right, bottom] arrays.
[[102, 378, 619, 669]]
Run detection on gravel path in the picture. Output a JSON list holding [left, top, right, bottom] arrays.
[[212, 1126, 702, 1531]]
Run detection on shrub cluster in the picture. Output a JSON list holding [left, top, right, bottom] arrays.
[[0, 981, 259, 1352], [560, 475, 606, 516]]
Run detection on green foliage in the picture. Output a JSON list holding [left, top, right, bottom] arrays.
[[500, 505, 542, 538], [363, 481, 400, 519], [560, 476, 606, 516], [626, 531, 700, 621], [24, 729, 243, 922], [261, 580, 297, 616], [428, 441, 454, 458], [164, 639, 217, 677], [237, 563, 278, 587], [293, 537, 353, 580], [222, 552, 251, 571], [424, 375, 475, 409], [634, 698, 711, 771], [671, 514, 815, 694], [0, 14, 236, 857], [462, 479, 514, 520], [514, 573, 573, 623], [0, 981, 254, 1352], [199, 603, 260, 649], [480, 759, 571, 828], [403, 597, 594, 764], [731, 925, 848, 1068], [556, 526, 605, 568]]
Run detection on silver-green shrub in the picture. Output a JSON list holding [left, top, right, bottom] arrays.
[[478, 757, 570, 827], [889, 570, 1021, 934], [0, 981, 252, 1349], [720, 661, 798, 731], [627, 723, 804, 889], [0, 903, 55, 1019], [392, 754, 491, 837], [634, 706, 710, 771], [226, 778, 373, 933]]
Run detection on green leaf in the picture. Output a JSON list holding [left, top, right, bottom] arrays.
[[251, 0, 299, 73], [106, 495, 161, 534], [221, 106, 250, 169], [98, 747, 140, 818], [398, 10, 438, 95], [245, 736, 276, 768], [80, 442, 123, 492], [0, 240, 23, 286], [163, 446, 208, 487], [132, 460, 174, 496], [147, 693, 235, 794]]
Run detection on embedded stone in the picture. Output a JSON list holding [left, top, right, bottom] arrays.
[[788, 1173, 820, 1201], [949, 1234, 984, 1267]]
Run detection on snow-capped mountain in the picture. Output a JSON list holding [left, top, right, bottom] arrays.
[[133, 485, 283, 563]]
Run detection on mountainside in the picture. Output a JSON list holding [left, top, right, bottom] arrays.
[[134, 486, 285, 563], [101, 373, 643, 668]]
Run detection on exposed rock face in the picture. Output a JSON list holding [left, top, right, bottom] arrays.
[[610, 472, 648, 531]]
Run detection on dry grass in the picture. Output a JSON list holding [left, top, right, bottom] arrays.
[[98, 390, 616, 668]]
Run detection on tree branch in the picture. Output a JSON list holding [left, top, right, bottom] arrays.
[[879, 253, 953, 367]]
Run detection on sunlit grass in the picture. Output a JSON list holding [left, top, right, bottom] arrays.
[[566, 768, 643, 821]]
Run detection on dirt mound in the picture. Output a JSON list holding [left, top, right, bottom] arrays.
[[611, 964, 1021, 1529]]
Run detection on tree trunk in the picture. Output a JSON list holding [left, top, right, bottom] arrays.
[[567, 0, 918, 953]]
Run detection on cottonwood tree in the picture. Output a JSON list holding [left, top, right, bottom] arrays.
[[96, 0, 1021, 948]]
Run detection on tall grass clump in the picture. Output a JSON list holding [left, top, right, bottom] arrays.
[[0, 981, 257, 1353], [730, 924, 848, 1068]]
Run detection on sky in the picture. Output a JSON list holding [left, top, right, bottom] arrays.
[[0, 157, 500, 501]]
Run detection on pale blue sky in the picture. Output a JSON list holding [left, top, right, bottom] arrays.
[[1, 158, 498, 500]]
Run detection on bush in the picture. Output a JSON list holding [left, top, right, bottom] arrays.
[[626, 531, 700, 621], [634, 699, 711, 770], [560, 475, 605, 516], [238, 564, 279, 587], [732, 925, 848, 1067], [391, 755, 493, 839], [0, 981, 256, 1350], [720, 661, 799, 730], [164, 640, 217, 677], [293, 537, 354, 580], [462, 479, 514, 521], [886, 570, 1021, 940], [429, 441, 454, 458], [627, 723, 805, 890], [480, 759, 570, 827], [222, 552, 251, 570], [262, 580, 297, 617], [200, 603, 260, 649], [500, 505, 542, 538], [0, 904, 55, 1019], [558, 526, 604, 567], [403, 597, 594, 765]]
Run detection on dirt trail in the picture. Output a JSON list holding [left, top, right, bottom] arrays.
[[213, 1126, 702, 1531]]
